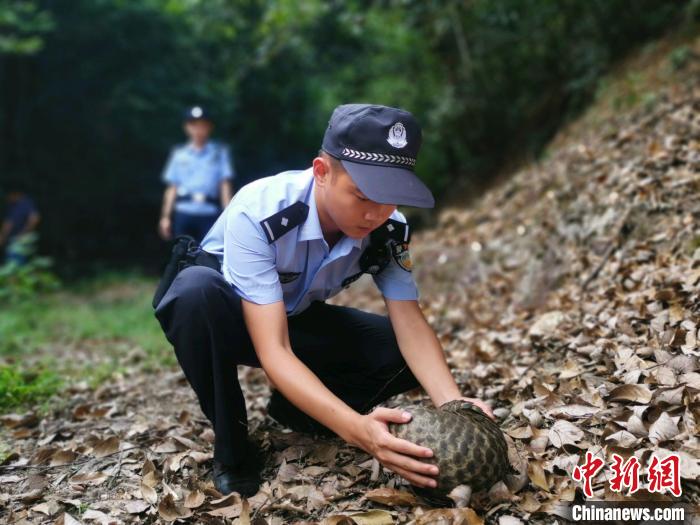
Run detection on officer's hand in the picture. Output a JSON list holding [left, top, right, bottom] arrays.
[[351, 407, 438, 489], [158, 217, 172, 240], [454, 396, 495, 420]]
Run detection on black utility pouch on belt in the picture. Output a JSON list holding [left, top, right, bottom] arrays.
[[152, 235, 221, 309]]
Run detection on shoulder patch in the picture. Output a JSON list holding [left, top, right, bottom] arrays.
[[392, 242, 412, 272], [260, 201, 309, 244]]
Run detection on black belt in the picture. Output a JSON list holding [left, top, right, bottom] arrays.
[[152, 235, 221, 309], [176, 193, 219, 206]]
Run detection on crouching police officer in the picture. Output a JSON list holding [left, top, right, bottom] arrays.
[[158, 106, 234, 243], [154, 104, 494, 497]]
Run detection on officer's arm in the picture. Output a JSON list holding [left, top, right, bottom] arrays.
[[240, 298, 361, 441], [23, 212, 40, 233], [384, 298, 460, 405], [219, 180, 232, 208], [0, 220, 11, 246], [384, 298, 493, 419], [161, 185, 177, 219]]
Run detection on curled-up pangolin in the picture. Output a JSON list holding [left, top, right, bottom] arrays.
[[388, 399, 514, 505]]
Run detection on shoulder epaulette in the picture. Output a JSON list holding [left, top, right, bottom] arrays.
[[260, 201, 309, 244], [370, 218, 411, 245]]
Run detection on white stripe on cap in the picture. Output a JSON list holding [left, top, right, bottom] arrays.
[[342, 147, 416, 167]]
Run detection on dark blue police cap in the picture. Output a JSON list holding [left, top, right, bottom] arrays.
[[183, 105, 212, 122], [321, 104, 434, 208]]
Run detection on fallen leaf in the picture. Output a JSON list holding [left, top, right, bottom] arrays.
[[416, 508, 484, 525], [69, 472, 108, 486], [365, 487, 417, 507], [140, 476, 158, 505], [605, 430, 640, 448], [184, 489, 205, 509], [507, 426, 533, 439], [206, 503, 242, 518], [82, 509, 114, 524], [548, 420, 584, 448], [0, 413, 38, 428], [607, 384, 653, 404], [31, 500, 61, 516], [277, 459, 300, 482], [527, 461, 550, 492], [348, 510, 395, 525], [54, 513, 82, 525], [498, 517, 524, 525], [545, 404, 599, 419], [529, 311, 565, 338], [125, 500, 150, 514], [50, 450, 77, 466], [93, 436, 120, 458], [158, 493, 192, 521], [648, 412, 679, 444]]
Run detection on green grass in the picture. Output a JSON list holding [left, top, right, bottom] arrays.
[[0, 272, 173, 412], [0, 366, 63, 410]]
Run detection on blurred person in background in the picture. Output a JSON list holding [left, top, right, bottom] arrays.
[[0, 183, 41, 266], [158, 106, 235, 243]]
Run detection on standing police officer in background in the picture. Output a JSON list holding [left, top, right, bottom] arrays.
[[0, 183, 40, 265], [154, 104, 494, 497], [158, 106, 235, 242]]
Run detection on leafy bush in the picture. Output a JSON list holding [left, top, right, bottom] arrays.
[[0, 234, 60, 303], [669, 45, 692, 70], [0, 0, 694, 267]]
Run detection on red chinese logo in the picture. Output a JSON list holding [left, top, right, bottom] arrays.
[[609, 453, 641, 494], [572, 451, 605, 498], [648, 453, 681, 497], [571, 452, 682, 498]]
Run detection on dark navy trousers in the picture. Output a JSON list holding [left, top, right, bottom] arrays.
[[154, 266, 419, 466]]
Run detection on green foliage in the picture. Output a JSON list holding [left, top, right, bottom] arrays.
[[0, 364, 62, 410], [0, 234, 60, 303], [0, 0, 693, 267], [0, 0, 53, 54], [669, 45, 692, 70]]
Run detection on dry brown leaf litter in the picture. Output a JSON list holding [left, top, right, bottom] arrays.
[[2, 81, 700, 525]]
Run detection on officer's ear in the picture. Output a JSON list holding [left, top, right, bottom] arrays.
[[312, 156, 332, 187]]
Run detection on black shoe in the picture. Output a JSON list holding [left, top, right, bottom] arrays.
[[267, 390, 336, 437], [212, 444, 262, 497]]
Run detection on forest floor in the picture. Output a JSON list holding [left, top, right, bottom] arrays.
[[2, 33, 700, 525]]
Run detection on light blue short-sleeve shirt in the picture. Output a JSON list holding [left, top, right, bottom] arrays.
[[201, 168, 419, 316], [162, 140, 234, 215]]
